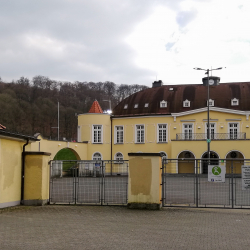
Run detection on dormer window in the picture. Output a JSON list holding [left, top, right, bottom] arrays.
[[124, 104, 128, 109], [207, 99, 214, 107], [231, 98, 239, 106], [144, 103, 149, 108], [134, 104, 138, 108], [160, 100, 167, 108], [183, 99, 190, 107]]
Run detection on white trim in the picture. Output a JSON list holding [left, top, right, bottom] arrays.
[[77, 126, 81, 142], [92, 125, 103, 144], [183, 99, 190, 107], [227, 122, 240, 139], [114, 125, 124, 144], [172, 107, 250, 117], [205, 122, 217, 138], [92, 152, 102, 160], [157, 124, 168, 143], [112, 114, 172, 120], [160, 100, 167, 108], [182, 123, 194, 139], [114, 152, 124, 161], [231, 98, 239, 106], [207, 99, 214, 107], [135, 124, 145, 143]]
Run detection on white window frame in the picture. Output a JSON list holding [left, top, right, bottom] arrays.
[[114, 125, 124, 144], [207, 99, 214, 107], [205, 123, 216, 139], [231, 98, 239, 106], [92, 125, 103, 143], [124, 104, 128, 109], [160, 100, 167, 108], [115, 152, 124, 162], [183, 99, 190, 107], [157, 124, 168, 143], [144, 103, 149, 108], [182, 123, 194, 140], [135, 124, 145, 143], [134, 104, 138, 108], [92, 152, 102, 160], [228, 122, 239, 139]]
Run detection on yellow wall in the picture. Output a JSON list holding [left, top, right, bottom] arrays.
[[78, 113, 111, 160], [128, 154, 162, 209], [0, 138, 32, 208], [24, 153, 51, 205], [30, 135, 88, 161]]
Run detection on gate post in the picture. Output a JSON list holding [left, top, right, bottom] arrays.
[[127, 153, 162, 210], [23, 152, 51, 205]]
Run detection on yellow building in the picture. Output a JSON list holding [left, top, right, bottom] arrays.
[[78, 77, 250, 174]]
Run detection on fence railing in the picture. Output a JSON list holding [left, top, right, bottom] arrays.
[[175, 133, 246, 140], [162, 158, 250, 209]]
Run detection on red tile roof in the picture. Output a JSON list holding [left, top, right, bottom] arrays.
[[0, 124, 6, 130], [88, 100, 103, 113]]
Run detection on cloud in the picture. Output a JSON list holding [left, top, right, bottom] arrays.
[[176, 9, 198, 28]]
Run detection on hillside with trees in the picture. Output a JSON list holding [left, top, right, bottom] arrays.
[[0, 76, 148, 140]]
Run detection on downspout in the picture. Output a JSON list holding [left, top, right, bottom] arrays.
[[21, 138, 29, 205], [111, 116, 113, 176]]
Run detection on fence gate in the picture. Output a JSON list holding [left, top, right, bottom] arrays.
[[162, 159, 250, 209], [49, 160, 128, 205]]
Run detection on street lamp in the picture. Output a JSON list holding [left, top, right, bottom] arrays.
[[193, 67, 224, 161]]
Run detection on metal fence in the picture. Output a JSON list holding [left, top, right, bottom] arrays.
[[175, 133, 246, 140], [162, 158, 250, 208], [49, 160, 128, 205]]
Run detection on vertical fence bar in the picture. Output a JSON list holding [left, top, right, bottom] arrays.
[[161, 159, 165, 207], [196, 159, 199, 208], [101, 161, 104, 206], [231, 160, 234, 209]]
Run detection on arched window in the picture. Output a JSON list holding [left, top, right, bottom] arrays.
[[115, 152, 124, 162], [93, 152, 102, 161]]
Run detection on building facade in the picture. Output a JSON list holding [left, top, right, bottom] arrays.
[[77, 77, 250, 174]]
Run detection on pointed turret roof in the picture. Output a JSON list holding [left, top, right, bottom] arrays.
[[88, 100, 103, 113]]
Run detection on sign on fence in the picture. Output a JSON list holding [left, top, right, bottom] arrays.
[[242, 165, 250, 190], [208, 165, 225, 182]]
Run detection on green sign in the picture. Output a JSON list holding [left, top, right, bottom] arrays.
[[212, 166, 221, 175], [207, 139, 211, 143]]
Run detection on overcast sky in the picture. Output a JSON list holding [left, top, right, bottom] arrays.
[[0, 0, 249, 86]]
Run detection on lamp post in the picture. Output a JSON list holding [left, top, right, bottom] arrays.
[[193, 67, 223, 161]]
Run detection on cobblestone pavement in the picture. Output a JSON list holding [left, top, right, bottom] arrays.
[[1, 205, 250, 250]]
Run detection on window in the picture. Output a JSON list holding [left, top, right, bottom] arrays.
[[144, 103, 149, 107], [115, 152, 123, 162], [158, 124, 167, 143], [207, 99, 214, 107], [183, 124, 193, 140], [124, 104, 128, 109], [229, 123, 239, 139], [231, 98, 239, 106], [134, 104, 138, 108], [115, 126, 123, 144], [135, 125, 144, 143], [92, 125, 102, 143], [160, 100, 167, 108], [93, 152, 102, 161], [206, 123, 216, 139], [183, 99, 190, 107]]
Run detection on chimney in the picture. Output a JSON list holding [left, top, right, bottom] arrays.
[[152, 80, 163, 88]]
